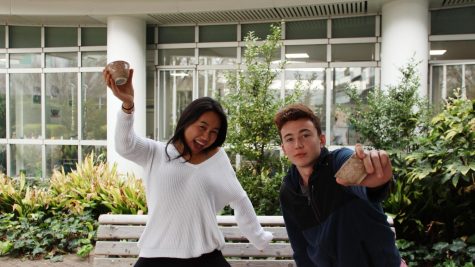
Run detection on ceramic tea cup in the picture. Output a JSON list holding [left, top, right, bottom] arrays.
[[106, 60, 130, 86]]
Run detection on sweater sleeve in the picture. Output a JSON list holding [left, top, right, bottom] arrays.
[[230, 196, 273, 250], [115, 110, 157, 167]]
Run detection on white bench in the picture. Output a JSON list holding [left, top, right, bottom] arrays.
[[93, 215, 296, 267]]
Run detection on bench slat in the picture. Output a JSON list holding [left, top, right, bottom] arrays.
[[94, 257, 296, 267], [98, 215, 285, 225], [97, 225, 289, 241], [95, 241, 293, 257]]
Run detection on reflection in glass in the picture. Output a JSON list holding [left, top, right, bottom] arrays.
[[46, 145, 78, 178], [332, 44, 375, 62], [286, 20, 327, 39], [158, 49, 195, 66], [9, 26, 41, 48], [82, 145, 107, 164], [466, 64, 475, 100], [10, 53, 41, 68], [159, 70, 193, 140], [158, 26, 195, 44], [10, 73, 42, 139], [0, 145, 5, 174], [200, 25, 237, 42], [198, 70, 232, 98], [430, 41, 475, 61], [82, 51, 107, 67], [332, 67, 375, 145], [81, 27, 107, 46], [199, 48, 237, 65], [431, 65, 444, 111], [11, 144, 42, 178], [0, 74, 5, 138], [332, 16, 376, 38], [0, 54, 5, 68], [45, 27, 78, 47], [285, 45, 326, 63], [46, 52, 78, 68], [285, 68, 326, 131], [46, 73, 77, 139], [241, 23, 273, 40], [447, 65, 463, 99], [82, 72, 107, 140]]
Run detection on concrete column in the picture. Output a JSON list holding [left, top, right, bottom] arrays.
[[107, 16, 146, 179], [381, 0, 429, 96]]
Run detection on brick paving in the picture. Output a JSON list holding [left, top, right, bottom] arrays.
[[0, 254, 93, 267]]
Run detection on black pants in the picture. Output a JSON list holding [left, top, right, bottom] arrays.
[[133, 250, 231, 267]]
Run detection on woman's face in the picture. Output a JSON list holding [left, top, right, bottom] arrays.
[[184, 111, 221, 156]]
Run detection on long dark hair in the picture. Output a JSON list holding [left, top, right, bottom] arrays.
[[165, 97, 228, 161]]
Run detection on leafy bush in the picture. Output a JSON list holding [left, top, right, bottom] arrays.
[[396, 94, 475, 243], [397, 238, 475, 267], [0, 153, 146, 259], [344, 59, 429, 151], [0, 211, 96, 260]]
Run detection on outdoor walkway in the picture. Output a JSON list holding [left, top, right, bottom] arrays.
[[0, 254, 92, 267]]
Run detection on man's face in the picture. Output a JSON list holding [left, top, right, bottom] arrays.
[[280, 118, 326, 169]]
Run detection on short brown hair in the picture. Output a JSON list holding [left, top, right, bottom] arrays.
[[274, 103, 322, 139]]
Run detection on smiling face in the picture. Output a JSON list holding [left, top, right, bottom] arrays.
[[280, 118, 326, 169], [183, 111, 221, 156]]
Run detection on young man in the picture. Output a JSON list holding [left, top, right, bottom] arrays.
[[274, 103, 404, 267]]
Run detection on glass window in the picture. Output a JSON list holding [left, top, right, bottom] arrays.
[[241, 47, 281, 62], [431, 7, 475, 35], [332, 16, 375, 38], [198, 70, 232, 98], [0, 54, 5, 68], [0, 74, 5, 138], [241, 23, 274, 40], [82, 72, 107, 140], [158, 70, 193, 140], [446, 65, 463, 99], [9, 26, 41, 48], [286, 20, 327, 39], [0, 145, 5, 174], [10, 53, 41, 68], [332, 43, 375, 61], [158, 26, 195, 44], [332, 67, 375, 145], [81, 51, 107, 67], [430, 41, 475, 60], [46, 145, 78, 177], [147, 25, 156, 45], [158, 49, 195, 65], [466, 64, 475, 100], [285, 68, 326, 129], [81, 27, 107, 46], [45, 27, 78, 47], [431, 65, 444, 109], [82, 145, 107, 163], [46, 52, 78, 68], [0, 26, 5, 48], [199, 47, 237, 65], [200, 25, 237, 42], [46, 73, 78, 139], [285, 45, 326, 63], [11, 144, 42, 178], [10, 73, 42, 139]]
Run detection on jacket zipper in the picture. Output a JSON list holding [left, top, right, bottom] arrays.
[[309, 184, 321, 222]]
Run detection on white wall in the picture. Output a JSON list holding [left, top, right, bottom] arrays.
[[381, 0, 429, 97], [107, 16, 146, 179]]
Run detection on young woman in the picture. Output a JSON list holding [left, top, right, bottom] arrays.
[[104, 68, 273, 267]]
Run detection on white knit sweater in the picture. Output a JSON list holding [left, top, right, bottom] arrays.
[[115, 110, 273, 258]]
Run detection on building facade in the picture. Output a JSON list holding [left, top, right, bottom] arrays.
[[0, 0, 474, 179]]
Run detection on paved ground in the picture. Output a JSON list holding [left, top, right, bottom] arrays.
[[0, 254, 93, 267]]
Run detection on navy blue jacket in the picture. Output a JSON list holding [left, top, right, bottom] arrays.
[[280, 147, 401, 267]]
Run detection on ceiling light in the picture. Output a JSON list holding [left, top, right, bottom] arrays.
[[430, 50, 446, 56], [285, 53, 309, 59]]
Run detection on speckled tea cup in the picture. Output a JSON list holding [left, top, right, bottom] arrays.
[[106, 60, 130, 85]]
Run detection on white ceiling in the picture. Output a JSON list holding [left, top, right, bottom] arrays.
[[0, 0, 473, 26]]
